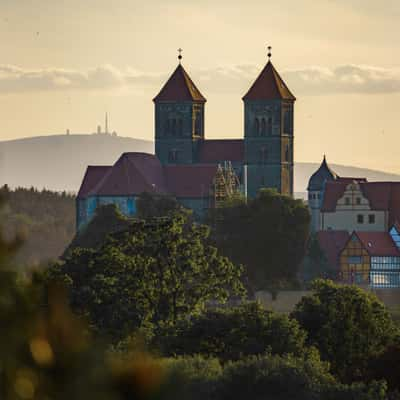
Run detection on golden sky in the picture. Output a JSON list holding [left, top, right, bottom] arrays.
[[0, 0, 399, 171]]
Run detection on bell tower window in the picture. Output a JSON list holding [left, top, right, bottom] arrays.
[[254, 118, 260, 136], [260, 146, 268, 164], [261, 118, 266, 136]]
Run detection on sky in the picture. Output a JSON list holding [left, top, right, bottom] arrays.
[[0, 0, 399, 172]]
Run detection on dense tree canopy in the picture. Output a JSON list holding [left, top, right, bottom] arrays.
[[136, 192, 186, 219], [50, 213, 246, 339], [0, 185, 75, 267], [292, 280, 398, 383], [159, 302, 307, 361], [208, 188, 310, 289]]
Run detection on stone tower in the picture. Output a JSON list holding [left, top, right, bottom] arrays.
[[242, 54, 295, 198], [153, 61, 206, 164]]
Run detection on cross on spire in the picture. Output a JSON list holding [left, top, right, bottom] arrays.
[[267, 46, 272, 60], [178, 48, 183, 63]]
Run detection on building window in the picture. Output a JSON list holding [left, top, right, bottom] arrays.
[[165, 119, 170, 136], [254, 118, 260, 136], [178, 119, 183, 136], [357, 214, 364, 224], [369, 214, 375, 224], [345, 197, 350, 205], [348, 256, 362, 264], [261, 118, 266, 136], [260, 146, 268, 164], [356, 197, 361, 205], [168, 149, 178, 162], [171, 119, 177, 136]]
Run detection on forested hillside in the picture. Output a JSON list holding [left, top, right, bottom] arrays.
[[0, 185, 75, 267]]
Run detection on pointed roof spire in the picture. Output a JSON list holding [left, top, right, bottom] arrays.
[[307, 155, 339, 191], [153, 54, 206, 102], [242, 47, 295, 101]]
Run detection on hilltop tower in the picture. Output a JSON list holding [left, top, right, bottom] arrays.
[[153, 51, 206, 164], [242, 48, 295, 197]]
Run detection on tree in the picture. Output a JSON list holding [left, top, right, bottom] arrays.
[[301, 233, 333, 283], [136, 192, 186, 219], [292, 279, 398, 383], [159, 302, 307, 361], [49, 213, 246, 339], [214, 351, 388, 400], [208, 188, 310, 289], [65, 203, 131, 256]]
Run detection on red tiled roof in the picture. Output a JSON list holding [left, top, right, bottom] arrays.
[[197, 139, 244, 163], [242, 61, 295, 101], [90, 153, 167, 196], [317, 230, 349, 269], [354, 231, 400, 256], [322, 181, 400, 226], [77, 166, 111, 199], [79, 154, 219, 199], [165, 164, 218, 197], [153, 64, 206, 103]]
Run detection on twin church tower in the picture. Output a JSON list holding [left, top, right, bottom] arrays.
[[77, 48, 296, 230], [153, 48, 296, 197]]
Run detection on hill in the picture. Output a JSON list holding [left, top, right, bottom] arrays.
[[1, 134, 399, 194], [0, 134, 153, 192]]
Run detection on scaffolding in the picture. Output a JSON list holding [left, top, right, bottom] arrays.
[[212, 161, 241, 208]]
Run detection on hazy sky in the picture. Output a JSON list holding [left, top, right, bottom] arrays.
[[0, 0, 399, 171]]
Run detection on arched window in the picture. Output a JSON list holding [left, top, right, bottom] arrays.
[[261, 118, 266, 136], [267, 117, 273, 135], [254, 119, 260, 136], [178, 120, 183, 136], [260, 146, 268, 164], [165, 119, 170, 136], [171, 119, 177, 136], [285, 144, 290, 162]]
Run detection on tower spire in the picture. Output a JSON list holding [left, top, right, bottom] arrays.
[[178, 48, 183, 63], [267, 45, 272, 61]]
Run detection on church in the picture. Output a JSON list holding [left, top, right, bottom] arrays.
[[76, 50, 296, 230]]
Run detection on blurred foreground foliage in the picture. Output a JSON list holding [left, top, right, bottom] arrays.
[[0, 185, 75, 267]]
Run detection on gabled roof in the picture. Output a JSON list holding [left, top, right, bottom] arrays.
[[77, 166, 111, 199], [197, 139, 244, 163], [89, 153, 167, 196], [242, 61, 295, 101], [351, 231, 400, 257], [153, 64, 206, 103], [317, 230, 349, 269], [321, 181, 400, 226], [165, 164, 218, 197]]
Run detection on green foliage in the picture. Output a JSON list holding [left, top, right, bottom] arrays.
[[49, 213, 246, 339], [0, 195, 184, 400], [136, 192, 187, 219], [367, 343, 400, 392], [301, 233, 333, 283], [292, 279, 398, 383], [159, 302, 307, 361], [214, 351, 387, 400], [0, 185, 75, 267], [208, 188, 310, 289], [65, 204, 132, 255]]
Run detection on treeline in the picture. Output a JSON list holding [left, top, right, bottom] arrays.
[[0, 185, 75, 267]]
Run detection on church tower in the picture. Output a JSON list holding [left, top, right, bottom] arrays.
[[242, 48, 295, 198], [153, 51, 206, 164]]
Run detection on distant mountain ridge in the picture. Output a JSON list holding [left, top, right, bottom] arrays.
[[1, 134, 399, 195]]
